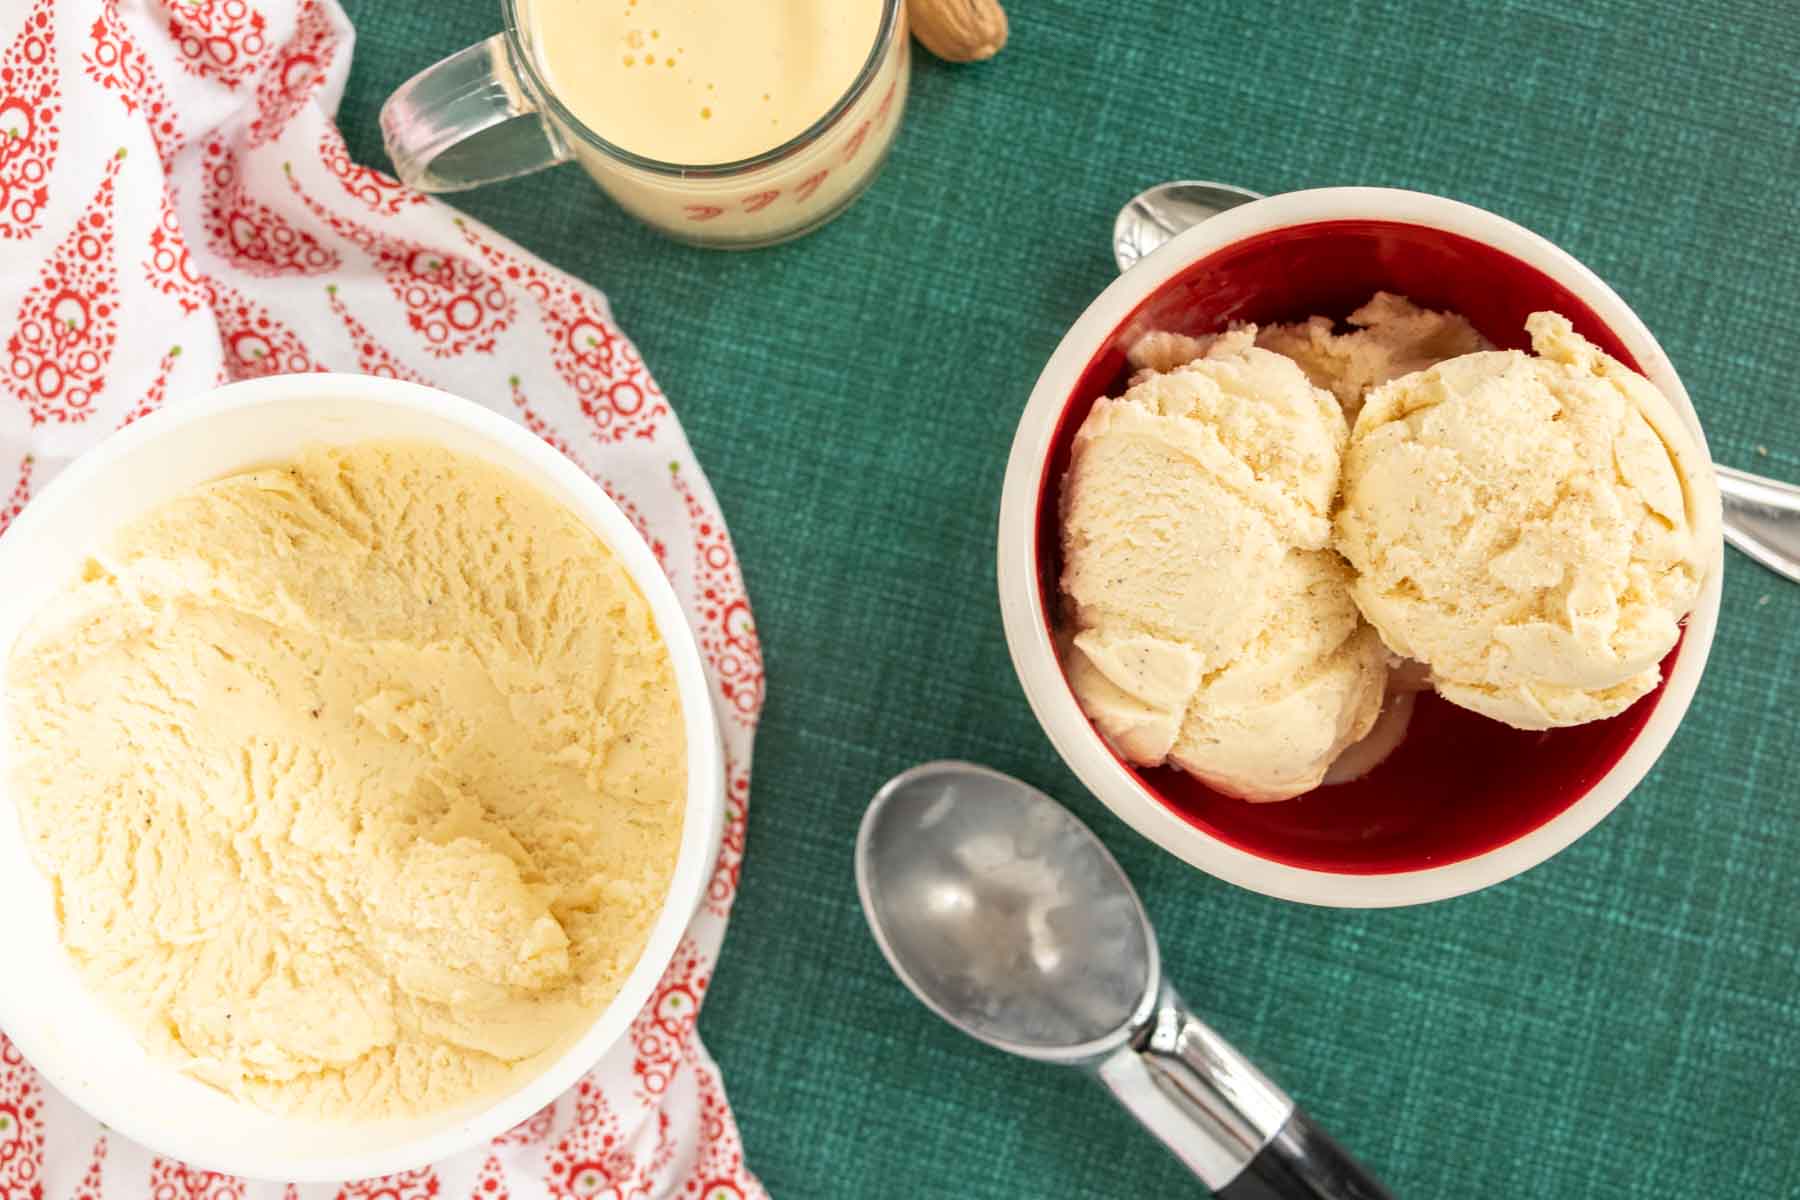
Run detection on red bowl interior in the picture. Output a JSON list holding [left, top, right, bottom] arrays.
[[1035, 219, 1679, 875]]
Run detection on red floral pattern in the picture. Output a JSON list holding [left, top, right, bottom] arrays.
[[167, 0, 269, 90], [0, 452, 32, 537], [679, 1059, 756, 1200], [541, 1078, 677, 1200], [319, 125, 425, 217], [148, 1156, 248, 1200], [670, 464, 764, 724], [468, 1156, 511, 1200], [71, 1135, 108, 1200], [326, 283, 426, 381], [86, 0, 182, 171], [245, 0, 336, 147], [627, 939, 709, 1105], [454, 218, 670, 445], [335, 1168, 442, 1200], [291, 167, 513, 356], [202, 137, 338, 275], [0, 0, 60, 240], [210, 277, 318, 378], [7, 148, 126, 425], [119, 344, 182, 427], [0, 1033, 46, 1200], [507, 373, 578, 460], [145, 181, 210, 313], [491, 1101, 557, 1150], [706, 754, 750, 918]]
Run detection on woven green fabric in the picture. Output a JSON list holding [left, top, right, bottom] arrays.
[[333, 1, 1800, 1194]]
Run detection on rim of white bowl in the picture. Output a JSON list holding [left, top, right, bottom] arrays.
[[0, 373, 725, 1179], [996, 186, 1724, 908]]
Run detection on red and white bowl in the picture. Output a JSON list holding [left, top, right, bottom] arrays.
[[997, 187, 1723, 908]]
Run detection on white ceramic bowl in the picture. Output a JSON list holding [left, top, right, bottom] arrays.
[[0, 374, 725, 1180], [997, 187, 1723, 908]]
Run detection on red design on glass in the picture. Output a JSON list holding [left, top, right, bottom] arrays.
[[334, 1167, 441, 1200], [875, 78, 897, 125], [0, 0, 60, 240], [0, 453, 30, 537], [201, 139, 338, 275], [455, 218, 669, 443], [119, 344, 181, 427], [85, 0, 182, 171], [167, 0, 269, 90], [683, 204, 724, 221], [319, 125, 425, 217], [492, 1100, 557, 1149], [840, 120, 869, 163], [289, 167, 514, 356], [792, 170, 827, 202], [70, 1134, 106, 1200], [0, 1035, 46, 1200], [209, 278, 318, 379], [147, 1155, 247, 1200], [326, 284, 428, 382], [245, 0, 337, 147], [144, 181, 209, 314], [6, 149, 126, 425], [670, 464, 764, 725], [739, 190, 778, 213]]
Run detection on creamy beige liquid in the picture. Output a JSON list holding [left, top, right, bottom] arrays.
[[527, 0, 885, 165]]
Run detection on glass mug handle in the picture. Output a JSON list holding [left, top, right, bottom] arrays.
[[380, 34, 571, 193]]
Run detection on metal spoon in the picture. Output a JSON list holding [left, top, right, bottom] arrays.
[[855, 761, 1393, 1198], [1112, 180, 1800, 586]]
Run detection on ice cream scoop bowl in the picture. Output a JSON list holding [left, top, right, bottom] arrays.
[[856, 760, 1391, 1198], [997, 188, 1724, 906]]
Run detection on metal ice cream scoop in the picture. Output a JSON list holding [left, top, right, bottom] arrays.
[[855, 761, 1393, 1198], [1111, 180, 1800, 586]]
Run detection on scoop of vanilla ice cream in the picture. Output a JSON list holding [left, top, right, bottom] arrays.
[[1257, 292, 1490, 422], [1336, 311, 1720, 730], [1060, 332, 1387, 801]]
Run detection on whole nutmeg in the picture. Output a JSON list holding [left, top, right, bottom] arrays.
[[909, 0, 1008, 63]]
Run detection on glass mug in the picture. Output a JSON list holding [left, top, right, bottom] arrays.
[[381, 0, 910, 248]]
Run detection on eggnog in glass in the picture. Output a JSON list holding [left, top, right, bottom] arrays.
[[381, 0, 908, 247]]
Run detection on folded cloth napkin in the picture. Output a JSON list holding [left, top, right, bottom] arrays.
[[0, 0, 766, 1195]]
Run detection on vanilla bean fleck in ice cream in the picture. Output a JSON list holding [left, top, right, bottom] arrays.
[[6, 442, 686, 1119]]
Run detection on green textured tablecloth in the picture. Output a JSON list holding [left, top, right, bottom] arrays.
[[333, 2, 1800, 1194]]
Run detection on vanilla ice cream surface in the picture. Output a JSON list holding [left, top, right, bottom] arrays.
[[6, 442, 686, 1118], [1128, 293, 1487, 425], [1061, 331, 1386, 802], [1337, 313, 1719, 729]]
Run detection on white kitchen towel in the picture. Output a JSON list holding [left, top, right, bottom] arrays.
[[0, 0, 767, 1196]]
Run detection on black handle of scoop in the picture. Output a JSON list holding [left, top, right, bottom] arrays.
[[1218, 1107, 1395, 1200]]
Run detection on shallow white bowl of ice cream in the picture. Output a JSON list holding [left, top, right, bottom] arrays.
[[0, 373, 724, 1181], [997, 187, 1724, 908]]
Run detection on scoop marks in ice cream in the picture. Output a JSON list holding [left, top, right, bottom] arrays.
[[1059, 331, 1387, 802], [1337, 313, 1719, 730], [5, 442, 686, 1118]]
